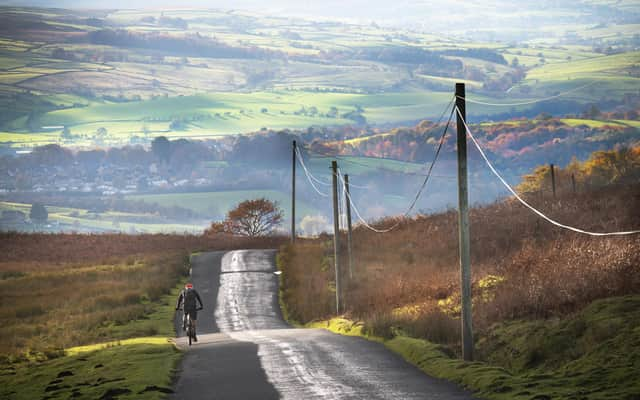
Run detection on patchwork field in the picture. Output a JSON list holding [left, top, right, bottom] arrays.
[[0, 201, 205, 233], [0, 6, 638, 148]]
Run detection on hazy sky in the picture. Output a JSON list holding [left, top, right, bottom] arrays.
[[0, 1, 458, 27], [0, 0, 578, 20], [2, 0, 631, 34]]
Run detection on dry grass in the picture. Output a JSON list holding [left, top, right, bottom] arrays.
[[0, 254, 186, 358], [279, 184, 640, 351], [0, 232, 286, 265], [0, 232, 286, 360]]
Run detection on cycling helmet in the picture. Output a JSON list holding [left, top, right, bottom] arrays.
[[185, 283, 193, 289]]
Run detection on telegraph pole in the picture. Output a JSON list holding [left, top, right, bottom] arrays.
[[455, 83, 473, 361], [331, 161, 341, 314], [291, 140, 296, 243], [550, 163, 556, 198], [344, 174, 354, 280]]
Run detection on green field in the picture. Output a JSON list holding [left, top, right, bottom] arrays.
[[308, 155, 426, 177], [0, 5, 640, 147], [560, 118, 629, 128], [0, 201, 205, 233], [127, 189, 321, 223], [515, 51, 640, 99], [1, 90, 457, 147], [0, 6, 638, 148], [33, 90, 451, 130]]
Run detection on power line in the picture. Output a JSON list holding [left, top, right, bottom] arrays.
[[339, 104, 456, 233], [296, 146, 332, 186], [340, 174, 348, 229], [307, 154, 457, 181], [303, 95, 457, 178], [336, 156, 457, 179], [295, 146, 330, 197], [340, 179, 368, 189], [338, 169, 391, 233], [457, 81, 597, 107], [456, 106, 640, 236]]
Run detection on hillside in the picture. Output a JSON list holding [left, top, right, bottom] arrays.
[[315, 112, 640, 173], [2, 110, 639, 234], [0, 6, 639, 149], [277, 150, 640, 398], [0, 4, 638, 235]]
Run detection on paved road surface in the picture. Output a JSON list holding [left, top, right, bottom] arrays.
[[171, 250, 476, 400]]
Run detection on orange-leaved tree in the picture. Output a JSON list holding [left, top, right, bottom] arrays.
[[206, 198, 284, 237]]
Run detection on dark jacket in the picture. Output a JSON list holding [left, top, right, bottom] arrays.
[[176, 288, 203, 311]]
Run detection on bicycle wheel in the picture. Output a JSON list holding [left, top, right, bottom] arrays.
[[187, 315, 192, 346]]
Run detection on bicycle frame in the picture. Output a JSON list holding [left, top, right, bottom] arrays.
[[185, 313, 195, 345]]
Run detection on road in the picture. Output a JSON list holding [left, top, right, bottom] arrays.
[[171, 250, 476, 400]]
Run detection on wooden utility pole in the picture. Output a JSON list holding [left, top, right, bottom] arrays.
[[344, 174, 354, 280], [550, 163, 556, 198], [455, 82, 473, 361], [291, 140, 297, 243], [331, 160, 341, 314]]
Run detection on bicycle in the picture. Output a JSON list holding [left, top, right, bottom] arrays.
[[184, 307, 203, 346]]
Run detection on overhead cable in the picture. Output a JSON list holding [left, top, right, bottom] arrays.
[[295, 146, 332, 186], [342, 180, 369, 189], [303, 95, 457, 178], [338, 169, 392, 233], [340, 175, 348, 229], [456, 106, 640, 236], [295, 146, 330, 197], [457, 81, 597, 107], [339, 104, 456, 233]]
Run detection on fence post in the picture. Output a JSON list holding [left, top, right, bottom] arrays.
[[550, 163, 556, 198]]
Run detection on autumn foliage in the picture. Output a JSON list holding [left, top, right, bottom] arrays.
[[205, 198, 284, 237], [517, 145, 640, 194], [278, 180, 640, 350], [312, 115, 639, 175]]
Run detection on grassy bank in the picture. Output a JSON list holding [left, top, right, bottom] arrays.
[[306, 295, 640, 400], [276, 179, 640, 398], [0, 339, 179, 400], [0, 259, 186, 400], [0, 232, 286, 399], [0, 252, 189, 358], [278, 184, 640, 340]]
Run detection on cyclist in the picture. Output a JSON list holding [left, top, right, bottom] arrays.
[[175, 283, 204, 342]]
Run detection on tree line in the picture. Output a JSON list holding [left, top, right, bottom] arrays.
[[79, 29, 279, 60], [3, 138, 222, 173], [517, 145, 640, 195]]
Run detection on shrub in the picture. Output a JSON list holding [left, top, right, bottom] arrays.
[[278, 182, 640, 351]]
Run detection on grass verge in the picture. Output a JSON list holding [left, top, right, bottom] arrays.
[[0, 339, 179, 400], [306, 295, 640, 400], [0, 266, 187, 400]]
